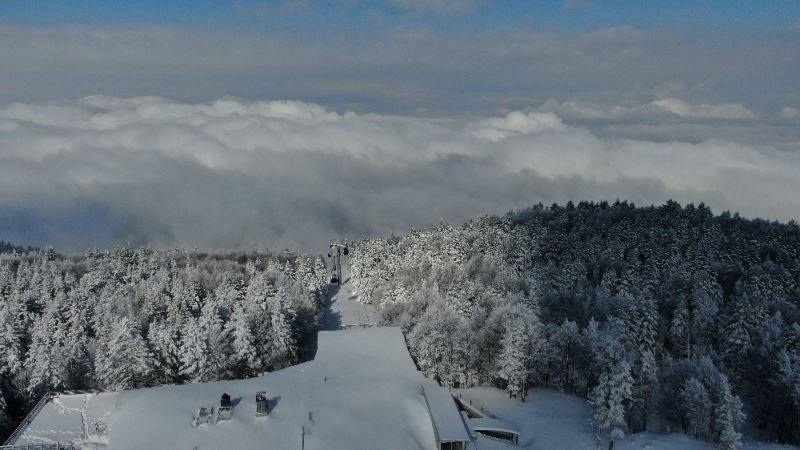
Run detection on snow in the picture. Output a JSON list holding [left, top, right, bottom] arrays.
[[422, 384, 471, 443], [467, 417, 520, 436], [13, 327, 437, 450], [321, 271, 375, 330], [456, 387, 800, 450], [11, 392, 117, 448]]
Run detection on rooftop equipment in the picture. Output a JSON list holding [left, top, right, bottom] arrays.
[[256, 391, 269, 416], [218, 393, 232, 421], [194, 406, 213, 427]]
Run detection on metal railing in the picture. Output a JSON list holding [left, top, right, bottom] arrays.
[[3, 392, 55, 446], [0, 444, 78, 450]]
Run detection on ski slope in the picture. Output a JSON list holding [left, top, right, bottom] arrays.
[[321, 268, 375, 330]]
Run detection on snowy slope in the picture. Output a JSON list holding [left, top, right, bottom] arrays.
[[321, 268, 375, 330], [456, 387, 799, 450], [14, 327, 437, 450]]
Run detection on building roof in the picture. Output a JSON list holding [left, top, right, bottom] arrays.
[[467, 417, 520, 436], [12, 327, 439, 450], [422, 384, 472, 443]]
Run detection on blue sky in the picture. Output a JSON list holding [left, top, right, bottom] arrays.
[[2, 0, 799, 30]]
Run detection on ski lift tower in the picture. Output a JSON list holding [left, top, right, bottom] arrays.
[[327, 240, 349, 285]]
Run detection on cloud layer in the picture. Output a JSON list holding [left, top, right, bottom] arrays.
[[1, 96, 798, 252]]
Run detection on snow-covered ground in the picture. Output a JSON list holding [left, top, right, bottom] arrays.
[[12, 327, 437, 450], [321, 269, 375, 330], [456, 387, 799, 450]]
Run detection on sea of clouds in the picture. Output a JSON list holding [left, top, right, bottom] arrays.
[[1, 96, 798, 252]]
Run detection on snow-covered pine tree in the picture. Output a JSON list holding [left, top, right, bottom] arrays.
[[147, 319, 182, 384], [679, 377, 711, 438], [200, 297, 233, 381], [25, 301, 70, 396], [95, 317, 153, 390], [714, 374, 745, 450], [631, 349, 657, 432], [230, 301, 261, 377], [497, 318, 531, 399], [270, 300, 297, 369], [590, 360, 633, 450], [0, 299, 23, 378], [179, 316, 210, 382]]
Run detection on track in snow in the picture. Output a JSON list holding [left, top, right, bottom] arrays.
[[321, 266, 375, 330]]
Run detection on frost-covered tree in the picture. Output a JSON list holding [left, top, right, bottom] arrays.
[[270, 300, 297, 369], [590, 360, 633, 450], [148, 319, 182, 384], [679, 377, 711, 438], [498, 319, 531, 399], [179, 316, 210, 382], [715, 375, 745, 450], [95, 317, 153, 390], [230, 302, 261, 377]]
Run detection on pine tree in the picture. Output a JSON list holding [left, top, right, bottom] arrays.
[[497, 318, 531, 400], [679, 377, 711, 438], [714, 375, 745, 450], [0, 390, 11, 436], [0, 300, 23, 377], [270, 300, 297, 369], [590, 360, 633, 450], [200, 298, 233, 381], [95, 317, 153, 390], [179, 316, 210, 382], [26, 302, 70, 396], [148, 319, 182, 384], [231, 302, 261, 376]]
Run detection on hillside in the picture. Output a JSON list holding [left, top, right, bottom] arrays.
[[349, 201, 800, 448]]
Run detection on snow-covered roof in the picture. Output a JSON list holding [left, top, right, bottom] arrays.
[[467, 417, 520, 436], [12, 327, 439, 450], [422, 384, 472, 443]]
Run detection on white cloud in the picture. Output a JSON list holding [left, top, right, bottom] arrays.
[[0, 96, 798, 252], [471, 111, 566, 142], [534, 98, 757, 121], [649, 98, 756, 120], [778, 106, 800, 120]]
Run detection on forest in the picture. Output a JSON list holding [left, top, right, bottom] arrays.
[[0, 246, 329, 441], [349, 201, 800, 449], [1, 201, 799, 449]]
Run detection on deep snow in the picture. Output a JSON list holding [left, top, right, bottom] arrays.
[[13, 327, 437, 449], [456, 387, 799, 450]]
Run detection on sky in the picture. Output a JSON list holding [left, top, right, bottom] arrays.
[[0, 1, 799, 252]]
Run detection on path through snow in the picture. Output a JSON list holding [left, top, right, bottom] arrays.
[[321, 265, 375, 330]]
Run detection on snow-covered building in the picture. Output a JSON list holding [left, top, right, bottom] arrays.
[[422, 384, 472, 450], [5, 327, 513, 450]]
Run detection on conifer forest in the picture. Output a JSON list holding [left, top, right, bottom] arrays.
[[1, 201, 800, 448]]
